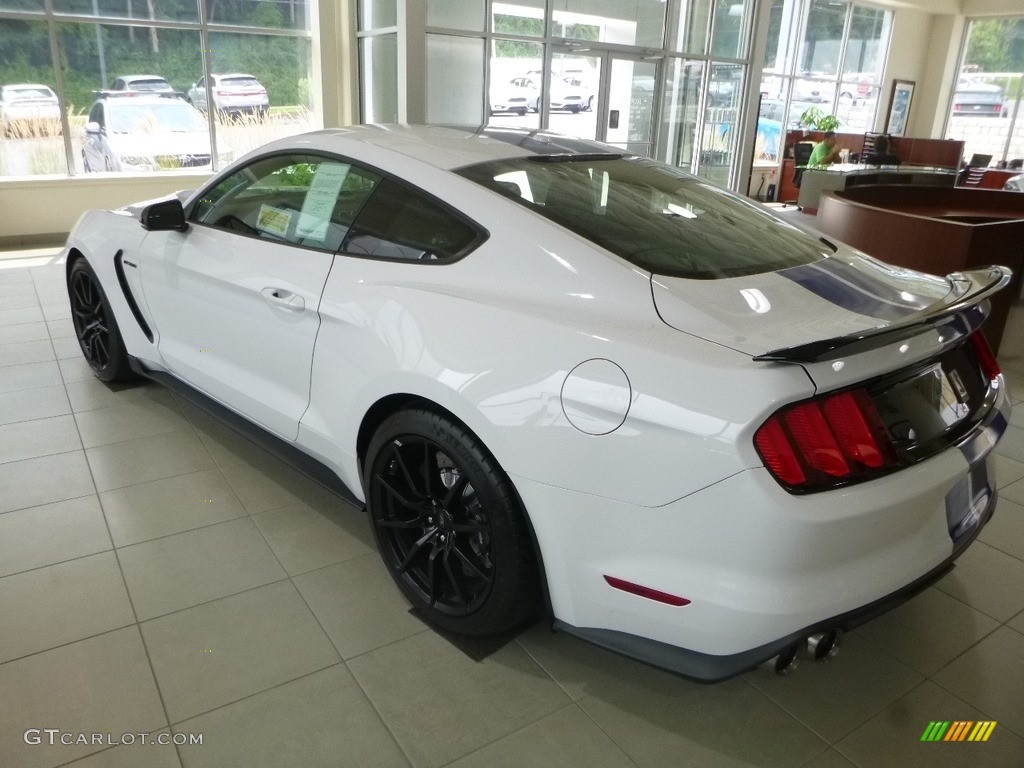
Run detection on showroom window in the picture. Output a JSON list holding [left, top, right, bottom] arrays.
[[945, 16, 1024, 169], [0, 1, 316, 178], [358, 0, 398, 123], [759, 0, 892, 148], [660, 0, 754, 188]]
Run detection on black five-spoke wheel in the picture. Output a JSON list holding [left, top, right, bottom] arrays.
[[68, 259, 134, 382], [366, 408, 539, 636]]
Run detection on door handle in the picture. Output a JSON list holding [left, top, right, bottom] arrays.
[[261, 287, 305, 311]]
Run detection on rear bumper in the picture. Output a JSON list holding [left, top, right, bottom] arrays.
[[513, 384, 1009, 680], [553, 520, 984, 682]]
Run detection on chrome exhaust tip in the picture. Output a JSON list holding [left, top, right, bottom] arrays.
[[806, 629, 842, 662], [771, 642, 802, 675]]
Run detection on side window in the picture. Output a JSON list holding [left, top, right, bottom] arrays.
[[88, 103, 104, 127], [191, 154, 381, 252], [342, 179, 482, 262]]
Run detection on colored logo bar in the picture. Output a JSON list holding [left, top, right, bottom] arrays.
[[921, 721, 997, 742]]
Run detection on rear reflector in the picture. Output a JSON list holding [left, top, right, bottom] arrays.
[[604, 575, 691, 606]]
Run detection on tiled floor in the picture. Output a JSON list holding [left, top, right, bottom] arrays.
[[2, 247, 1024, 768]]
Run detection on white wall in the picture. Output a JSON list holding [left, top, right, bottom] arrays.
[[881, 8, 967, 140], [0, 174, 211, 246]]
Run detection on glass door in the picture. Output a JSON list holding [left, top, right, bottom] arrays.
[[547, 50, 602, 139], [602, 56, 659, 156]]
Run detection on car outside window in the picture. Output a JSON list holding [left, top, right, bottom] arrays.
[[458, 156, 830, 279], [340, 178, 484, 262], [192, 154, 381, 252]]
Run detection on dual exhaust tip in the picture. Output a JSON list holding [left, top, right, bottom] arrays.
[[769, 629, 842, 675]]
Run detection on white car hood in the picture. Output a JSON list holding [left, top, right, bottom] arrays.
[[651, 252, 955, 357]]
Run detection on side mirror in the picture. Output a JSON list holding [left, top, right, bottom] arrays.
[[141, 198, 188, 232], [84, 121, 101, 134]]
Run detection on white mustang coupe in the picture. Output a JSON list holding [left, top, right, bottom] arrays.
[[64, 124, 1010, 681]]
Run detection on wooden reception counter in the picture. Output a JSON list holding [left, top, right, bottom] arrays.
[[815, 186, 1024, 352], [797, 164, 958, 214]]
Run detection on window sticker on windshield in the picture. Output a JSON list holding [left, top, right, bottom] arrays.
[[297, 163, 351, 240], [257, 204, 292, 238]]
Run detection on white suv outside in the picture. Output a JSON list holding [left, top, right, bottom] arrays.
[[187, 73, 269, 118]]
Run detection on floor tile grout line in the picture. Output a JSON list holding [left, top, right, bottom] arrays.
[[132, 573, 294, 626], [0, 490, 97, 519], [0, 622, 136, 670], [51, 733, 177, 768], [162, 659, 349, 729], [281, 531, 422, 768], [107, 504, 251, 551], [510, 633, 648, 766], [62, 372, 185, 755], [742, 650, 926, 748], [0, 427, 86, 468], [243, 415, 443, 766], [854, 613, 1002, 683], [0, 543, 117, 584], [437, 700, 640, 768], [735, 670, 836, 747]]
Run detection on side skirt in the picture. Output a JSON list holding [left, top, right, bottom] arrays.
[[128, 357, 364, 511]]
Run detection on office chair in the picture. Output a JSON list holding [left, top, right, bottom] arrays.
[[862, 132, 883, 157], [793, 142, 814, 188]]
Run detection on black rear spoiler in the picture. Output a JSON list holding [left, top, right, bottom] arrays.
[[753, 266, 1012, 364]]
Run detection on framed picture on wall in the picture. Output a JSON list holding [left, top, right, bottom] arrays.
[[885, 80, 915, 136]]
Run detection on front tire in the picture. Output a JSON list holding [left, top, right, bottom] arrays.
[[365, 407, 539, 636], [68, 258, 135, 383]]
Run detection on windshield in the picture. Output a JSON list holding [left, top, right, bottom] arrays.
[[457, 156, 830, 279], [108, 102, 206, 133]]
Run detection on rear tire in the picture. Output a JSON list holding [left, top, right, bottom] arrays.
[[68, 258, 135, 383], [365, 407, 540, 636]]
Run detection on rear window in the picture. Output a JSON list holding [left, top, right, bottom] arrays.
[[222, 77, 261, 88], [130, 79, 172, 91], [9, 87, 55, 100], [457, 156, 830, 279]]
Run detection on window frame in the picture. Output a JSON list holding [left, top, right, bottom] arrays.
[[187, 149, 490, 264]]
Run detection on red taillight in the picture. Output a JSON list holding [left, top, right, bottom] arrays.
[[823, 390, 889, 469], [784, 402, 850, 477], [970, 331, 1000, 382], [754, 419, 806, 485], [755, 387, 898, 491]]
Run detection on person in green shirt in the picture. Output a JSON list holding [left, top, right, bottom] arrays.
[[808, 131, 842, 167]]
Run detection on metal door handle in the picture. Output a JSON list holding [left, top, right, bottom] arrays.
[[261, 287, 304, 311]]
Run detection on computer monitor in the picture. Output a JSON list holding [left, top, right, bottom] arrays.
[[968, 153, 993, 167]]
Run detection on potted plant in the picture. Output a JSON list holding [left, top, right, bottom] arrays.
[[799, 106, 841, 133]]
